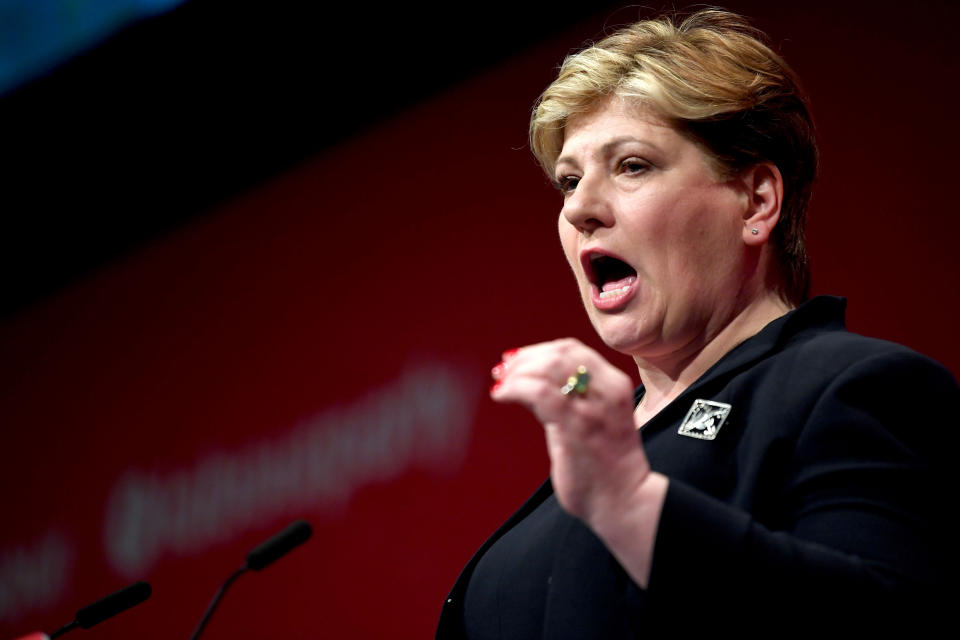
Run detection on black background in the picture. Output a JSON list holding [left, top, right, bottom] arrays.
[[1, 0, 624, 317]]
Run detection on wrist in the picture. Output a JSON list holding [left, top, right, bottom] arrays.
[[586, 471, 669, 590]]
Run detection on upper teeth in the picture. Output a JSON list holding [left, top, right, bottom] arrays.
[[599, 285, 631, 299]]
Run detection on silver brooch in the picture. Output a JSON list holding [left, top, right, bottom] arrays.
[[678, 399, 731, 440]]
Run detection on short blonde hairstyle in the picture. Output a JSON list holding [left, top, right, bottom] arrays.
[[530, 9, 818, 304]]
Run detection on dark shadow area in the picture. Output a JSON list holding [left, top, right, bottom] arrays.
[[1, 0, 623, 318]]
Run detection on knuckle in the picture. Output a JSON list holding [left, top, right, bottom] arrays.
[[554, 337, 581, 355], [533, 382, 555, 404], [577, 402, 605, 424], [545, 351, 567, 372]]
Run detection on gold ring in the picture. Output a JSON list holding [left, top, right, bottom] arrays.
[[560, 365, 590, 395]]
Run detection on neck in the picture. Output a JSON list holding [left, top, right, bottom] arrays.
[[633, 292, 792, 427]]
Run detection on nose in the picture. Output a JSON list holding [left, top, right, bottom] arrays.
[[560, 173, 614, 234]]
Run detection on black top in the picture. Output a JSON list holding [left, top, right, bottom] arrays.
[[440, 297, 960, 638], [463, 494, 565, 639]]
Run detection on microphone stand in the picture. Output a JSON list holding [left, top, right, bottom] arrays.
[[48, 622, 78, 639], [188, 566, 247, 640], [187, 520, 311, 640]]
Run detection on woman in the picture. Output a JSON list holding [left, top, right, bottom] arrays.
[[437, 9, 957, 637]]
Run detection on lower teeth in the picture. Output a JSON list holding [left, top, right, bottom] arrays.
[[599, 285, 630, 299]]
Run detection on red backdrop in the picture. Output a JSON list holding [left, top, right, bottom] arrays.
[[2, 2, 958, 638]]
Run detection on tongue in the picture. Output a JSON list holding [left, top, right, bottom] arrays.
[[601, 275, 636, 292]]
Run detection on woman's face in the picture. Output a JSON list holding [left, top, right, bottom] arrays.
[[556, 97, 752, 361]]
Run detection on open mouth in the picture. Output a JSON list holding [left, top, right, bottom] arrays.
[[583, 251, 638, 299]]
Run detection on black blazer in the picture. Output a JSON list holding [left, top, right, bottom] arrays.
[[436, 297, 959, 638]]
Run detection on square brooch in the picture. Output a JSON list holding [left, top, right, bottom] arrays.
[[678, 399, 732, 441]]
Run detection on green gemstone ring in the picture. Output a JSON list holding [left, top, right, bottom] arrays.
[[560, 365, 590, 396]]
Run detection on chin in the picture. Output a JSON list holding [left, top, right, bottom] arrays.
[[589, 316, 654, 357], [580, 287, 657, 353]]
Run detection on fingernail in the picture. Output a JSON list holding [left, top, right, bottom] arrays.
[[491, 362, 505, 379], [490, 381, 502, 394], [502, 348, 519, 361]]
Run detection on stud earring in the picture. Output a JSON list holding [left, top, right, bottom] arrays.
[[751, 228, 759, 235]]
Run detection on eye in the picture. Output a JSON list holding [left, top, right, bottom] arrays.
[[554, 175, 580, 194], [619, 157, 650, 175]]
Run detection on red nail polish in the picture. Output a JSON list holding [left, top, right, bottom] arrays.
[[502, 348, 519, 361], [490, 381, 502, 393], [491, 362, 505, 379]]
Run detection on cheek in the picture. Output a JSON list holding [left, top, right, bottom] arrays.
[[670, 200, 745, 292], [558, 216, 579, 269], [637, 192, 733, 284], [668, 187, 740, 245]]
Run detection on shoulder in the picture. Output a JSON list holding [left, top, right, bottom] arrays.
[[721, 301, 958, 455], [761, 318, 959, 476], [781, 321, 956, 394], [750, 296, 957, 396]]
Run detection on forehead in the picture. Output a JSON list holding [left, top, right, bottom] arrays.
[[557, 96, 720, 177], [560, 97, 676, 157]]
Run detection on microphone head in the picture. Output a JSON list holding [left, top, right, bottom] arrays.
[[75, 581, 151, 629], [245, 520, 312, 571]]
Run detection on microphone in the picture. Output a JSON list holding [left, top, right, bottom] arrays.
[[17, 581, 152, 639], [188, 520, 312, 640], [245, 520, 312, 571], [72, 581, 151, 631]]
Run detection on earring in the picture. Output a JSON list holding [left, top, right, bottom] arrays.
[[751, 228, 759, 235]]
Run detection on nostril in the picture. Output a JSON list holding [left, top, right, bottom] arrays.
[[568, 214, 606, 234], [563, 202, 599, 229], [561, 188, 613, 233]]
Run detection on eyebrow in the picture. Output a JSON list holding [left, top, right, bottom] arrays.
[[555, 136, 662, 170]]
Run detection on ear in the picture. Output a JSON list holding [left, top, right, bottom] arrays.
[[739, 163, 783, 246]]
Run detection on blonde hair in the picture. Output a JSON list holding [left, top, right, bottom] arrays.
[[530, 9, 818, 304]]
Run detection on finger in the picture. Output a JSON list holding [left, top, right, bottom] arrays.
[[493, 339, 593, 383], [494, 370, 636, 444], [498, 348, 623, 399], [492, 355, 603, 412], [491, 373, 577, 425]]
